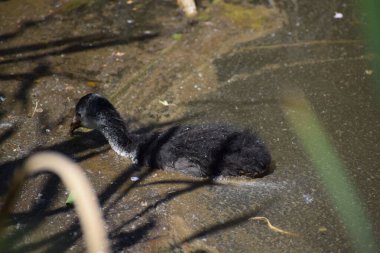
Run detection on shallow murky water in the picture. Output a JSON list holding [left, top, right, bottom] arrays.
[[0, 0, 379, 252]]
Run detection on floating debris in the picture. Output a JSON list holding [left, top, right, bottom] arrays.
[[143, 30, 154, 35], [334, 12, 343, 19], [303, 194, 314, 204], [159, 100, 175, 106], [172, 33, 183, 41], [66, 192, 75, 205], [113, 51, 125, 57], [35, 193, 43, 200], [0, 123, 12, 128], [31, 100, 43, 117], [130, 176, 140, 182], [0, 96, 5, 102], [318, 226, 328, 233], [86, 81, 97, 88]]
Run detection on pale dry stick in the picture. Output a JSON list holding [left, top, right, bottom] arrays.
[[0, 152, 110, 253], [31, 100, 39, 118], [250, 216, 299, 237]]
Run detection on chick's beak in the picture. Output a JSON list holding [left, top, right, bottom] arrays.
[[70, 115, 81, 136]]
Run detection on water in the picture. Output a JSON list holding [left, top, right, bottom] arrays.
[[0, 0, 379, 252]]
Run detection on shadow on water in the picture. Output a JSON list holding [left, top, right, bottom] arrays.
[[0, 14, 52, 42], [0, 3, 159, 121], [110, 218, 156, 252], [0, 2, 279, 251], [0, 128, 15, 144], [0, 116, 277, 252], [15, 64, 51, 109], [0, 105, 16, 148], [0, 2, 160, 251], [0, 32, 158, 66], [0, 0, 160, 66], [0, 175, 63, 252], [0, 133, 147, 252], [176, 201, 274, 247]]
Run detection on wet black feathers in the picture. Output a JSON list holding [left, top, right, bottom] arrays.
[[74, 94, 272, 178], [143, 125, 271, 177]]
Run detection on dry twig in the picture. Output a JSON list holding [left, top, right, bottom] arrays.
[[250, 216, 299, 237]]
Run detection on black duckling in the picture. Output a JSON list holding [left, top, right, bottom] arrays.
[[70, 93, 272, 178]]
